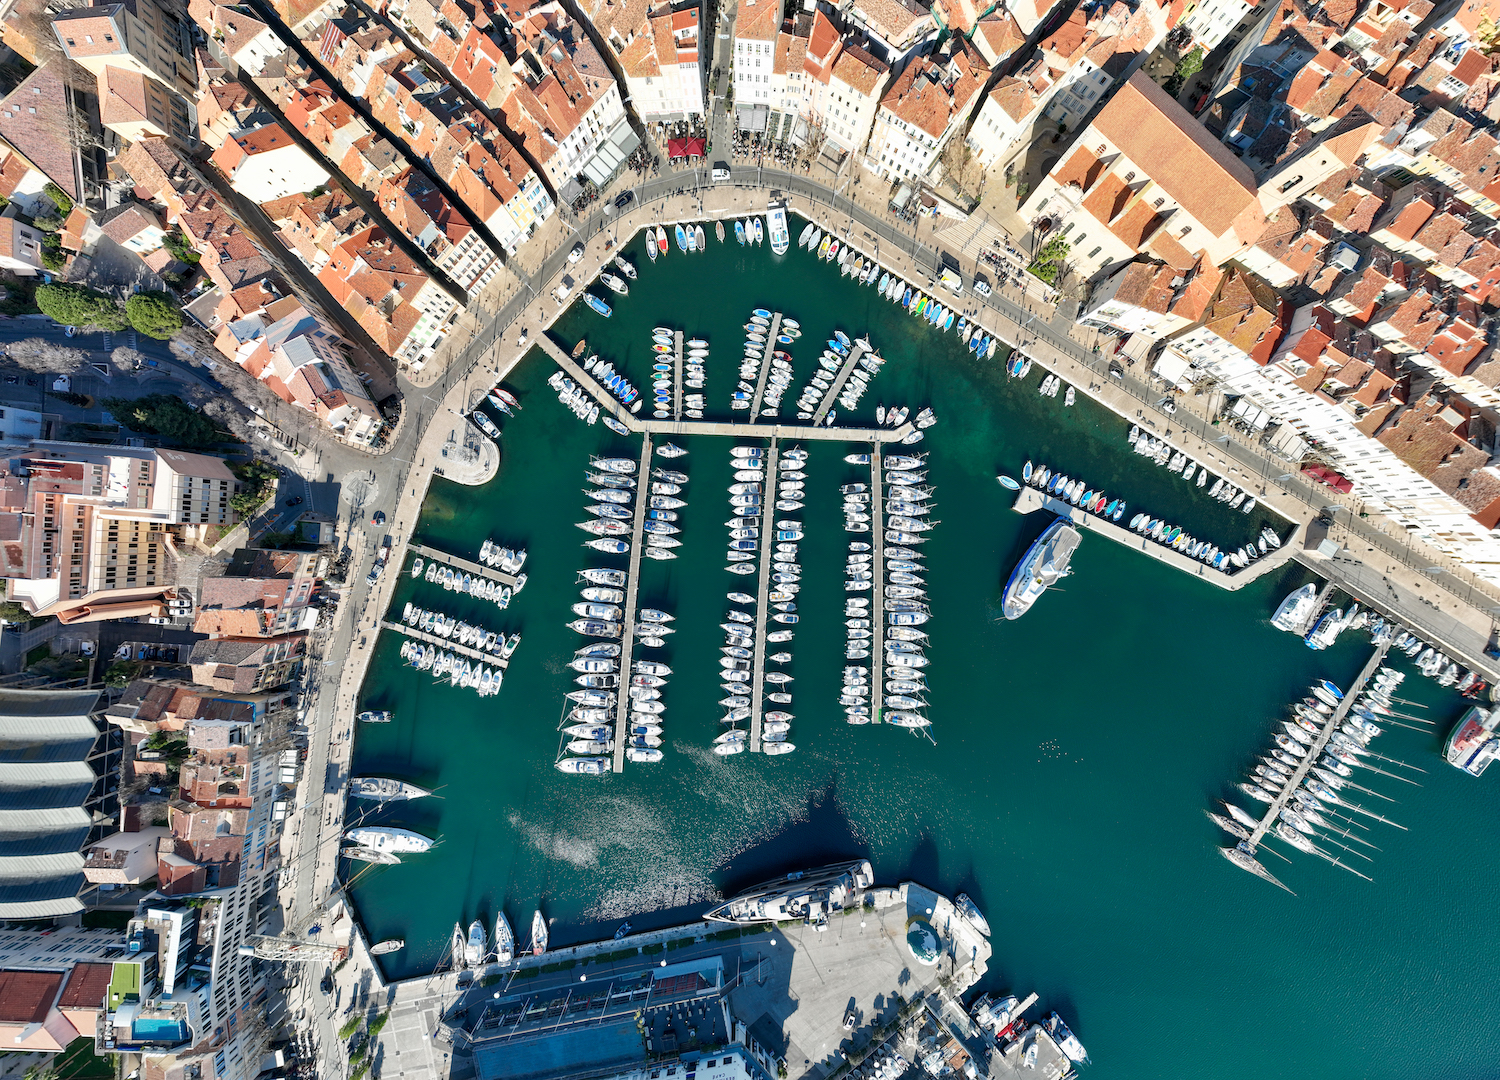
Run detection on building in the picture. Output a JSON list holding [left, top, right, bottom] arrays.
[[316, 223, 458, 369], [53, 0, 199, 144], [0, 688, 116, 920], [1019, 72, 1267, 279], [864, 36, 984, 182], [188, 635, 306, 694], [593, 0, 705, 122], [1180, 0, 1255, 51], [733, 0, 785, 124], [0, 444, 237, 620], [210, 123, 329, 203], [194, 549, 320, 637], [0, 203, 46, 274]]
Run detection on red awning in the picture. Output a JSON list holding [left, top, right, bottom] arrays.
[[667, 138, 688, 156], [684, 137, 706, 157], [1302, 465, 1354, 493]]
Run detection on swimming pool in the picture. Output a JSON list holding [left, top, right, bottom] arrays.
[[131, 1017, 186, 1042]]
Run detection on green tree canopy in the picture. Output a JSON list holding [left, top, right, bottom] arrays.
[[34, 284, 127, 330], [125, 292, 183, 339], [100, 394, 227, 447]]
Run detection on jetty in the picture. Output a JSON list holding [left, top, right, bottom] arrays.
[[748, 439, 780, 754], [1245, 642, 1392, 851], [813, 339, 870, 426], [380, 620, 509, 669], [748, 312, 784, 419], [869, 445, 884, 722], [408, 544, 523, 589], [673, 329, 684, 421], [611, 434, 656, 773], [1011, 487, 1298, 590], [1294, 579, 1339, 636], [536, 334, 912, 443]]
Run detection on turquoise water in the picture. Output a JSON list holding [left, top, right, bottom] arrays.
[[351, 219, 1500, 1077]]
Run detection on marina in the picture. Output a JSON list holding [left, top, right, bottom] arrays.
[[813, 338, 870, 426], [381, 619, 513, 670], [748, 311, 784, 419], [870, 445, 885, 722], [407, 543, 525, 590], [612, 436, 656, 773], [747, 440, 781, 754], [350, 215, 1500, 1080]]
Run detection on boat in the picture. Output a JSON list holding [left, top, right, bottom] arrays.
[[343, 827, 433, 855], [767, 202, 790, 255], [1444, 705, 1499, 775], [695, 224, 706, 250], [451, 923, 467, 967], [656, 226, 668, 253], [464, 920, 487, 966], [495, 913, 514, 964], [954, 893, 990, 936], [716, 221, 726, 244], [529, 909, 549, 955], [349, 777, 433, 802], [357, 710, 393, 724], [584, 293, 612, 317], [735, 220, 747, 245], [600, 272, 628, 295], [675, 224, 688, 252], [1002, 518, 1080, 619], [754, 219, 764, 245], [704, 860, 874, 925], [1271, 583, 1318, 633], [370, 939, 405, 955], [614, 254, 636, 279]]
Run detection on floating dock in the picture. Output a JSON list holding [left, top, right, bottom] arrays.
[[1294, 579, 1338, 636], [611, 434, 656, 773], [536, 335, 911, 443], [1011, 487, 1298, 590], [813, 340, 869, 426], [748, 439, 780, 754], [1245, 642, 1392, 851], [869, 445, 884, 723], [379, 620, 509, 668], [408, 544, 522, 589], [748, 313, 784, 420], [673, 330, 684, 421]]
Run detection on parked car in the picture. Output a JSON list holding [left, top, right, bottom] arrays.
[[568, 242, 585, 263], [973, 278, 993, 297], [614, 191, 633, 209], [285, 496, 303, 506]]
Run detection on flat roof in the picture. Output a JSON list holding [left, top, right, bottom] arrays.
[[472, 1018, 646, 1080]]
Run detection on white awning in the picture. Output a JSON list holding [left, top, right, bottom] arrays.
[[1153, 350, 1195, 388]]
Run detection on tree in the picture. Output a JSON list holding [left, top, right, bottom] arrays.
[[100, 394, 227, 447], [1175, 46, 1205, 82], [7, 338, 88, 374], [34, 283, 127, 330], [43, 182, 72, 215], [110, 346, 145, 374], [1027, 236, 1071, 285], [125, 292, 183, 339], [939, 138, 984, 203]]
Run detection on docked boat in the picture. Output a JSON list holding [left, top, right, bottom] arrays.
[[357, 710, 393, 724], [529, 909, 548, 955], [1002, 517, 1080, 620], [1271, 583, 1318, 632], [704, 860, 874, 926], [1444, 705, 1499, 775], [584, 293, 612, 317], [349, 777, 433, 802], [495, 913, 514, 964], [767, 202, 790, 255], [370, 939, 405, 955], [344, 827, 433, 855], [954, 893, 990, 936], [464, 920, 487, 966]]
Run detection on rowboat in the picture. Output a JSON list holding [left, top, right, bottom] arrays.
[[675, 224, 688, 252]]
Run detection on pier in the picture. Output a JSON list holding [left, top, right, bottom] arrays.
[[1295, 579, 1338, 636], [1011, 487, 1299, 590], [408, 544, 522, 589], [379, 620, 508, 668], [535, 334, 913, 442], [748, 439, 780, 754], [1245, 642, 1392, 851], [611, 434, 656, 773], [748, 312, 784, 419], [812, 339, 870, 426], [673, 330, 683, 421], [869, 445, 884, 722]]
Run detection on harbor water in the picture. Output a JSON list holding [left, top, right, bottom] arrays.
[[351, 219, 1500, 1078]]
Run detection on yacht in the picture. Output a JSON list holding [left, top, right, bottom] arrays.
[[530, 909, 549, 955], [704, 860, 874, 927], [1270, 583, 1318, 632], [464, 920, 487, 966], [349, 777, 433, 802], [1002, 517, 1080, 620], [343, 827, 433, 855], [1445, 705, 1499, 775]]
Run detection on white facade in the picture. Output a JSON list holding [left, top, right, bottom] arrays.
[[1180, 0, 1254, 51], [735, 32, 780, 108], [1044, 60, 1113, 130], [964, 87, 1035, 168], [396, 279, 460, 367], [217, 141, 329, 204]]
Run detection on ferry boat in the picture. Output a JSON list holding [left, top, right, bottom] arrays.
[[767, 202, 790, 255], [1002, 517, 1080, 620], [1444, 705, 1499, 775], [704, 859, 874, 927], [1271, 583, 1318, 632], [349, 777, 433, 802]]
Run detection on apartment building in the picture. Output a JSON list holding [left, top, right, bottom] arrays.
[[864, 36, 984, 182], [733, 0, 785, 122], [194, 549, 321, 637], [0, 445, 236, 620], [189, 635, 305, 693], [593, 0, 705, 122], [210, 122, 330, 203], [53, 0, 199, 144], [316, 223, 458, 369]]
